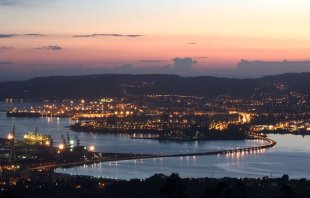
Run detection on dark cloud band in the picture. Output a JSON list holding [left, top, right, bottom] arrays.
[[33, 45, 62, 50], [0, 34, 16, 38], [0, 33, 46, 38], [0, 46, 13, 50], [139, 60, 165, 63], [73, 33, 143, 38], [0, 61, 13, 64]]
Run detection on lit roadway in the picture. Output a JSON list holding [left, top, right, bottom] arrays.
[[27, 137, 276, 171]]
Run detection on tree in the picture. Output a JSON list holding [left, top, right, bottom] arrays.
[[160, 173, 187, 198]]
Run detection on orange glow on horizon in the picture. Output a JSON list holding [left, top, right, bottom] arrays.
[[1, 34, 310, 68]]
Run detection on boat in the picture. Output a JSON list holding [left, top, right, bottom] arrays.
[[23, 127, 52, 146]]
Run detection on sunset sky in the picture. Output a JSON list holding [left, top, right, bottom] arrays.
[[1, 0, 310, 79]]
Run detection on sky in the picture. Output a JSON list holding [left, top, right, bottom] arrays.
[[0, 0, 310, 80]]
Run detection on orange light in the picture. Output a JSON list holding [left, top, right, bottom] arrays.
[[7, 134, 14, 140], [58, 144, 64, 150], [89, 145, 95, 152]]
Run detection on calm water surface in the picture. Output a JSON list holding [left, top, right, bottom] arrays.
[[1, 102, 309, 180]]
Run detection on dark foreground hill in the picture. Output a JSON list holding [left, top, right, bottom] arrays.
[[0, 73, 309, 100]]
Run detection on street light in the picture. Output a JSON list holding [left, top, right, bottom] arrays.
[[58, 144, 64, 150], [89, 145, 95, 152], [7, 133, 14, 140]]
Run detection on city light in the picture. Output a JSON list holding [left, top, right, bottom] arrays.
[[58, 144, 65, 150], [7, 133, 14, 140], [89, 145, 95, 152]]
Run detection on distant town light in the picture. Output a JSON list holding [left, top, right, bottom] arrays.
[[58, 144, 65, 150], [89, 145, 95, 152], [7, 133, 14, 140]]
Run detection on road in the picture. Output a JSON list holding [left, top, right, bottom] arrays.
[[28, 137, 276, 171]]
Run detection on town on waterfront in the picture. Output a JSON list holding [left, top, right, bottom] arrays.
[[2, 0, 310, 197], [0, 75, 310, 197]]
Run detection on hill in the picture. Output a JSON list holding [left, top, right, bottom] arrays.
[[0, 73, 309, 100]]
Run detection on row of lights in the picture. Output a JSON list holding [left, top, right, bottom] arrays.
[[58, 144, 95, 152]]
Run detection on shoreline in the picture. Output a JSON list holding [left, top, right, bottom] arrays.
[[71, 127, 310, 137], [130, 136, 257, 142], [28, 137, 276, 171]]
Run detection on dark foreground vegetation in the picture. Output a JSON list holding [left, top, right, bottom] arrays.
[[1, 173, 310, 198]]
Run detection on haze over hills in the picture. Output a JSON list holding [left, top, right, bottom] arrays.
[[0, 73, 309, 101], [1, 60, 310, 82], [207, 60, 310, 78]]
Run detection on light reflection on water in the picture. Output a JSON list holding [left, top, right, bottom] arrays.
[[1, 103, 310, 180], [58, 144, 310, 180], [0, 111, 265, 155]]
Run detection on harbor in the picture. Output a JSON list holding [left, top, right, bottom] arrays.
[[1, 124, 276, 174]]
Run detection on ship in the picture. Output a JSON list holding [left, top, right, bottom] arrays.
[[23, 127, 53, 146]]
